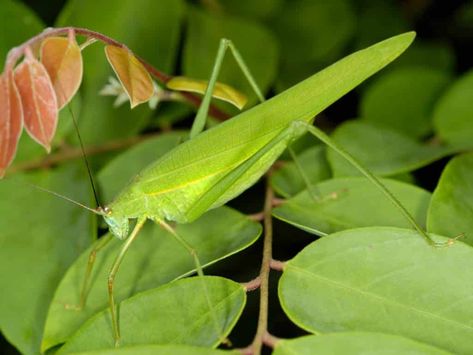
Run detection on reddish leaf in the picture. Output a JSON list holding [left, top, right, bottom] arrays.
[[14, 48, 58, 152], [0, 71, 23, 178], [104, 45, 154, 108], [40, 31, 83, 109]]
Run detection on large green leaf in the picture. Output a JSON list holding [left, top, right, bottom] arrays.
[[270, 145, 331, 198], [353, 0, 408, 50], [42, 207, 261, 351], [390, 41, 455, 73], [327, 121, 452, 177], [273, 333, 452, 355], [183, 6, 278, 106], [270, 0, 355, 90], [0, 0, 43, 71], [56, 0, 184, 144], [273, 177, 431, 236], [360, 67, 451, 138], [57, 277, 245, 353], [433, 69, 473, 149], [69, 344, 238, 355], [0, 163, 93, 355], [279, 227, 473, 354], [427, 152, 473, 245]]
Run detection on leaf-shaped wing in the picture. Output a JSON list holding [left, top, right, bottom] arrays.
[[0, 71, 23, 177], [40, 31, 83, 109], [14, 49, 58, 151], [104, 45, 154, 108]]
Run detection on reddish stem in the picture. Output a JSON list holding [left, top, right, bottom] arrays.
[[5, 27, 228, 120]]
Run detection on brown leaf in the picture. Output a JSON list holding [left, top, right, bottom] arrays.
[[40, 30, 83, 109], [0, 71, 23, 178], [14, 48, 58, 152], [104, 45, 154, 108]]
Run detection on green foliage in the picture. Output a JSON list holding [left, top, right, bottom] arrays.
[[2, 1, 473, 355]]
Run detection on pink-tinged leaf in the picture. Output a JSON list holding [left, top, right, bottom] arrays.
[[104, 45, 154, 108], [0, 71, 23, 178], [14, 49, 58, 152], [40, 31, 83, 109]]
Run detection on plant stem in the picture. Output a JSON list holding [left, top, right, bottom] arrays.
[[7, 132, 160, 175], [4, 27, 228, 120], [250, 178, 274, 354]]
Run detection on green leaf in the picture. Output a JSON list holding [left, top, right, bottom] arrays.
[[219, 0, 283, 21], [279, 227, 473, 354], [273, 333, 452, 355], [0, 163, 93, 355], [427, 152, 473, 245], [433, 69, 473, 149], [42, 207, 261, 351], [360, 67, 452, 138], [97, 132, 185, 204], [273, 177, 431, 235], [327, 121, 452, 177], [270, 146, 331, 198], [56, 0, 184, 144], [183, 6, 278, 106], [353, 0, 408, 50], [57, 277, 245, 353], [0, 0, 43, 71], [271, 0, 355, 90], [391, 41, 455, 73], [68, 344, 238, 355]]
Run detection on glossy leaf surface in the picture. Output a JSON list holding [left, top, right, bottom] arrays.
[[183, 6, 278, 106], [273, 177, 430, 235], [0, 163, 93, 355], [427, 152, 473, 245], [57, 277, 245, 353], [42, 207, 261, 351], [360, 67, 451, 138], [67, 344, 238, 355], [327, 121, 452, 177], [433, 69, 473, 149], [273, 333, 452, 355], [40, 33, 83, 109], [279, 227, 473, 354], [270, 145, 331, 198]]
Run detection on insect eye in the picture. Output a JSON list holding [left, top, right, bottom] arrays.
[[103, 206, 112, 215]]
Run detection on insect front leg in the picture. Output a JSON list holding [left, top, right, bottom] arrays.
[[107, 217, 147, 346], [65, 234, 113, 310]]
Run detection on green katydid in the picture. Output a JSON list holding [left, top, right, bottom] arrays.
[[48, 31, 440, 346]]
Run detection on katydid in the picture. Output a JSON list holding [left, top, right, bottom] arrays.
[[56, 31, 438, 345]]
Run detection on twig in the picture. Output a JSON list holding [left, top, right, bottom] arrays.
[[242, 276, 261, 292], [248, 211, 264, 221], [7, 132, 160, 175], [4, 27, 229, 120], [270, 259, 285, 271], [262, 331, 280, 348], [250, 178, 274, 354]]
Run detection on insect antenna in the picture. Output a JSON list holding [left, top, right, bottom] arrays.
[[24, 181, 101, 215], [65, 101, 101, 208]]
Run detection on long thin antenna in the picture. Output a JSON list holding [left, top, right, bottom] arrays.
[[25, 182, 101, 214], [64, 98, 101, 208]]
